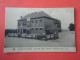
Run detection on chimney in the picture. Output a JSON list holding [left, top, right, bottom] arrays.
[[21, 16, 22, 19]]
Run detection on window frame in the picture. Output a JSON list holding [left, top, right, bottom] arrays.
[[40, 19, 43, 22], [35, 28, 38, 30], [31, 20, 34, 23], [18, 22, 20, 26], [31, 28, 35, 30], [35, 20, 38, 23], [40, 28, 43, 30], [23, 29, 26, 33], [23, 22, 26, 26]]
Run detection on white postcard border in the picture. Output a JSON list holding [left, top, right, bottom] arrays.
[[4, 47, 76, 53]]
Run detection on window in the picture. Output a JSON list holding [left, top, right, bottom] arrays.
[[35, 20, 38, 23], [40, 28, 43, 30], [31, 28, 34, 30], [27, 25, 30, 28], [35, 28, 38, 30], [31, 20, 34, 23], [23, 22, 26, 26], [23, 29, 26, 33], [27, 31, 30, 34], [18, 22, 20, 26], [40, 19, 42, 22]]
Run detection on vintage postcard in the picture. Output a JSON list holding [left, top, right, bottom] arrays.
[[4, 8, 76, 52]]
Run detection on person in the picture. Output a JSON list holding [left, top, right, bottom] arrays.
[[54, 32, 56, 40], [54, 29, 59, 40]]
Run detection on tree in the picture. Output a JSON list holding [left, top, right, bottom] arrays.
[[68, 23, 75, 31]]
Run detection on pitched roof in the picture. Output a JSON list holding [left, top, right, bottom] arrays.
[[18, 11, 54, 20]]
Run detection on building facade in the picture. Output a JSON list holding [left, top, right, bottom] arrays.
[[17, 11, 61, 39]]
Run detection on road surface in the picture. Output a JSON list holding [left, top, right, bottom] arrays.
[[4, 30, 75, 47]]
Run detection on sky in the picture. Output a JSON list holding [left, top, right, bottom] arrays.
[[5, 8, 74, 29]]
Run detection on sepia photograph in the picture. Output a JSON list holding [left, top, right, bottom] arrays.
[[4, 8, 76, 52]]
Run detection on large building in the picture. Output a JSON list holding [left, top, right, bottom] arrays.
[[17, 11, 61, 39]]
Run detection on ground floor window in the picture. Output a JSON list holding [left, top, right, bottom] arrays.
[[31, 28, 35, 30], [23, 29, 26, 33]]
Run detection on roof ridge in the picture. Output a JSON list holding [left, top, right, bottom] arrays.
[[19, 11, 53, 20]]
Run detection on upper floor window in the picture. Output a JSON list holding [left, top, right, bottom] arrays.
[[35, 20, 38, 23], [35, 28, 38, 30], [23, 22, 26, 26], [27, 25, 30, 28], [18, 22, 20, 26], [40, 19, 43, 22], [31, 28, 34, 30], [40, 28, 43, 30], [31, 20, 34, 23]]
